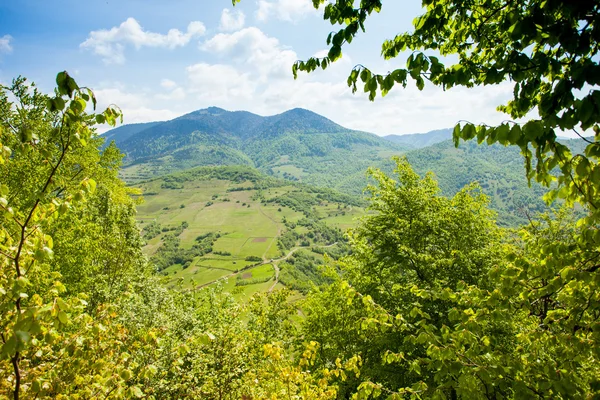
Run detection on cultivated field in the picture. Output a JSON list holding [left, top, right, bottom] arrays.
[[135, 172, 364, 297]]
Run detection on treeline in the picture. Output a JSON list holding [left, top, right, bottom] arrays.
[[279, 250, 330, 293], [152, 229, 218, 271], [149, 164, 283, 188]]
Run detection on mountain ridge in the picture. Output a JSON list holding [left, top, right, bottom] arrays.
[[383, 128, 453, 149], [104, 107, 407, 193]]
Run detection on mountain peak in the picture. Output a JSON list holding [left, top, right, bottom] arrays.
[[283, 107, 314, 114], [194, 106, 228, 116]]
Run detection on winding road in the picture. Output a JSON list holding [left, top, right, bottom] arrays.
[[192, 242, 338, 292], [190, 202, 339, 293]]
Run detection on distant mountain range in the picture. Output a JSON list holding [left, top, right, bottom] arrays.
[[384, 128, 452, 149], [102, 107, 585, 225]]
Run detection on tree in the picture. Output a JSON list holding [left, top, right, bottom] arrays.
[[242, 0, 599, 216], [0, 74, 150, 398], [238, 0, 600, 397], [302, 158, 506, 397], [0, 73, 343, 399]]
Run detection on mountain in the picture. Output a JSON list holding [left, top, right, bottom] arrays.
[[103, 107, 408, 190], [402, 139, 548, 226], [103, 108, 589, 226], [383, 128, 452, 149], [102, 121, 163, 144]]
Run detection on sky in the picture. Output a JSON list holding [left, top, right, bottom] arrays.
[[0, 0, 519, 135]]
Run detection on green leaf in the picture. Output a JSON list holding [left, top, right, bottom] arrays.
[[452, 124, 461, 147], [523, 120, 543, 139], [58, 311, 69, 325], [15, 330, 31, 351], [462, 123, 476, 140], [130, 386, 144, 398], [1, 334, 17, 358], [575, 157, 590, 178], [496, 124, 510, 143], [199, 332, 216, 345], [508, 124, 522, 143]]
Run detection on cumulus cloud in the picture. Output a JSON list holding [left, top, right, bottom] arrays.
[[94, 25, 514, 137], [202, 27, 297, 80], [255, 0, 317, 22], [156, 87, 187, 101], [94, 86, 182, 132], [186, 63, 256, 102], [81, 18, 206, 64], [157, 79, 186, 100], [0, 35, 13, 54], [160, 79, 177, 89], [219, 9, 245, 31]]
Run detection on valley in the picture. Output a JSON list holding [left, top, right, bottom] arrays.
[[134, 165, 362, 298], [111, 108, 572, 296], [107, 107, 569, 230]]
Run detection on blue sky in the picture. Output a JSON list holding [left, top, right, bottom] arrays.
[[0, 0, 516, 135]]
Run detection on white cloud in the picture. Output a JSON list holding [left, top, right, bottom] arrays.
[[186, 63, 256, 102], [202, 27, 297, 80], [255, 0, 317, 22], [157, 79, 186, 101], [0, 35, 13, 54], [93, 86, 181, 132], [81, 18, 206, 64], [156, 87, 187, 101], [160, 79, 177, 89], [219, 9, 245, 32], [92, 26, 515, 138]]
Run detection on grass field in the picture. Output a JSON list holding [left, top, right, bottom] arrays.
[[135, 172, 363, 298]]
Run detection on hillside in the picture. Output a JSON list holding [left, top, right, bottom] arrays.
[[103, 107, 408, 189], [105, 109, 587, 227], [101, 121, 163, 144], [403, 140, 547, 226]]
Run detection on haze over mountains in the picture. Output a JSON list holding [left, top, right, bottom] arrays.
[[384, 128, 452, 149], [104, 107, 559, 225]]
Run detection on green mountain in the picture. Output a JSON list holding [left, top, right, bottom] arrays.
[[103, 107, 408, 190], [102, 121, 163, 144], [104, 108, 588, 226], [403, 139, 547, 226], [384, 128, 452, 149]]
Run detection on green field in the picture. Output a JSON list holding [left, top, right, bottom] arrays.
[[135, 167, 363, 297]]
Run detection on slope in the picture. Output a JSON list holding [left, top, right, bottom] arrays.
[[102, 121, 163, 145], [103, 107, 408, 189]]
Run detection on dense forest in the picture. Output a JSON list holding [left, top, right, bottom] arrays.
[[1, 0, 599, 399]]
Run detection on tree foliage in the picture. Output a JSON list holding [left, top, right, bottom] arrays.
[[230, 0, 600, 397], [0, 74, 343, 399]]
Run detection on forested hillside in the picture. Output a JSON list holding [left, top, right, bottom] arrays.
[[105, 110, 560, 226], [105, 107, 407, 191], [383, 128, 452, 149]]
